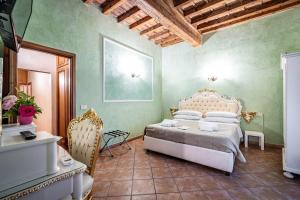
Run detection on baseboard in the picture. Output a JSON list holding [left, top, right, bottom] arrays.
[[101, 135, 143, 150], [247, 140, 283, 149]]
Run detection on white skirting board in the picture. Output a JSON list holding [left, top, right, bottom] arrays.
[[144, 136, 235, 173]]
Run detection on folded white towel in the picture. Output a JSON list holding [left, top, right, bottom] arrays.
[[160, 119, 178, 127], [199, 121, 219, 132]]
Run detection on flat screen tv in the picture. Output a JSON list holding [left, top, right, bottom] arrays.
[[0, 0, 33, 52]]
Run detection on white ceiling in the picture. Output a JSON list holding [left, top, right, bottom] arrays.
[[17, 48, 56, 73]]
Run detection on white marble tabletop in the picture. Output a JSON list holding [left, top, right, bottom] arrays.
[[0, 131, 60, 152]]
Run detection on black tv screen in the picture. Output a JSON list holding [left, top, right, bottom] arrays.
[[0, 0, 33, 52]]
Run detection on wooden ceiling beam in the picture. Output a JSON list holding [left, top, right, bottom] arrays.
[[156, 34, 179, 44], [161, 37, 183, 47], [184, 0, 236, 18], [148, 30, 170, 40], [117, 6, 140, 22], [173, 0, 194, 8], [155, 35, 172, 44], [132, 0, 201, 46], [198, 0, 300, 31], [129, 16, 152, 29], [102, 0, 127, 15], [140, 23, 163, 35], [191, 0, 263, 26]]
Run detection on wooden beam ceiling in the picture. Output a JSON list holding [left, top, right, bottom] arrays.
[[129, 16, 152, 29], [191, 0, 264, 25], [102, 0, 128, 15], [201, 0, 300, 33], [161, 38, 183, 47], [155, 34, 182, 47], [133, 0, 201, 46], [197, 0, 300, 31], [184, 0, 236, 18], [173, 0, 194, 8], [140, 23, 163, 35], [148, 30, 170, 40], [157, 34, 178, 44], [86, 0, 300, 47], [117, 6, 140, 22], [155, 35, 172, 45]]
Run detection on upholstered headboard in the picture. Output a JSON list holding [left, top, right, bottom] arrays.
[[178, 90, 242, 115]]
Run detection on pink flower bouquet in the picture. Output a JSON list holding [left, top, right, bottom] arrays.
[[2, 91, 42, 125], [2, 95, 17, 111]]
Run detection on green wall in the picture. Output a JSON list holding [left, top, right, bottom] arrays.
[[0, 0, 163, 139], [162, 7, 300, 145], [103, 38, 153, 101]]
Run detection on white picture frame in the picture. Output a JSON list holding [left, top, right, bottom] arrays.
[[103, 37, 154, 102]]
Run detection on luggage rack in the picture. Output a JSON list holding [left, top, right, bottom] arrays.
[[100, 130, 131, 157]]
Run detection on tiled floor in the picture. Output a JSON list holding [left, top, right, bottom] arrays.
[[93, 138, 300, 200]]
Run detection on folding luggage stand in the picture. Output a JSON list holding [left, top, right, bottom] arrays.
[[100, 130, 131, 157]]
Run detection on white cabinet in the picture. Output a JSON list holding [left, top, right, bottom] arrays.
[[0, 131, 60, 191], [282, 52, 300, 177]]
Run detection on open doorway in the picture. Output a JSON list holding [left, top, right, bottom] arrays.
[[18, 69, 52, 133], [2, 41, 76, 146]]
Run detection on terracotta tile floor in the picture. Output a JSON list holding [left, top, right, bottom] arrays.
[[93, 138, 300, 200]]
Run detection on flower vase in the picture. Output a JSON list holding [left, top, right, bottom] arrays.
[[18, 115, 33, 125]]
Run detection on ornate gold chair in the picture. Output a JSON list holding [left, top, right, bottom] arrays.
[[67, 109, 103, 200]]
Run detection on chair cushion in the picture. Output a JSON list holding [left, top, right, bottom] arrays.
[[83, 172, 94, 195]]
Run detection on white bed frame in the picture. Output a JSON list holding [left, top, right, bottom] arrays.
[[144, 89, 242, 173]]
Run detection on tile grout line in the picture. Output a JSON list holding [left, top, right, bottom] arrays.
[[168, 160, 197, 199], [148, 147, 158, 200], [172, 173, 184, 200], [131, 141, 136, 198]]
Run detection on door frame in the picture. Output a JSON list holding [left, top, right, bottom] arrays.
[[2, 41, 76, 140]]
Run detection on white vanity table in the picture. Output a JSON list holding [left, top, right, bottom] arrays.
[[0, 127, 86, 200]]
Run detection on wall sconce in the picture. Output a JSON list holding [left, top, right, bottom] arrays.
[[241, 111, 257, 123], [208, 76, 218, 82], [131, 73, 141, 78]]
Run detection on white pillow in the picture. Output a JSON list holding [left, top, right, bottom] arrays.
[[174, 110, 202, 117], [174, 114, 201, 120], [204, 117, 240, 124], [206, 111, 238, 118]]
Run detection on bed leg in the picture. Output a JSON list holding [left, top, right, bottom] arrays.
[[225, 172, 231, 176]]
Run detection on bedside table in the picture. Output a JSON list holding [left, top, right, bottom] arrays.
[[245, 131, 264, 150]]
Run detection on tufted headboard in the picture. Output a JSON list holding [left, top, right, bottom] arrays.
[[178, 90, 242, 115]]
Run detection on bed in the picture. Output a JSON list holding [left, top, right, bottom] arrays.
[[144, 90, 245, 174]]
